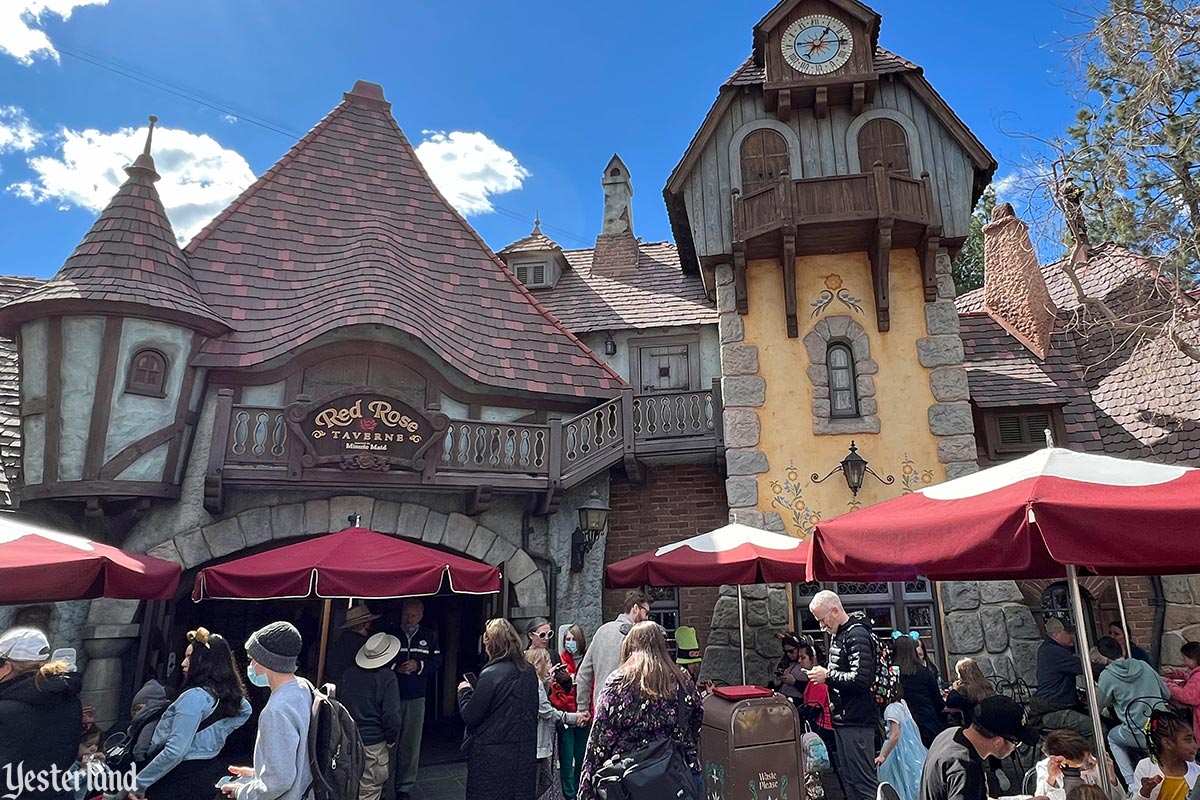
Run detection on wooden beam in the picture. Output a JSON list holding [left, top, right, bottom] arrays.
[[782, 230, 798, 338], [919, 225, 942, 303], [99, 423, 178, 480], [163, 331, 203, 486], [814, 86, 829, 120], [777, 88, 793, 122], [83, 317, 123, 481], [466, 485, 493, 516], [732, 244, 749, 315], [204, 388, 235, 515], [44, 317, 63, 484], [851, 82, 866, 117], [869, 219, 894, 332]]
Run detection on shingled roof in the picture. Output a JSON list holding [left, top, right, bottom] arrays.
[[0, 127, 228, 337], [185, 81, 624, 398], [0, 276, 44, 503], [724, 46, 920, 87], [533, 241, 717, 333]]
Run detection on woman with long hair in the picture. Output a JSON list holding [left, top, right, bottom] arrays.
[[551, 623, 588, 799], [944, 657, 995, 726], [526, 648, 584, 800], [458, 619, 539, 800], [891, 633, 946, 748], [578, 621, 704, 800], [0, 627, 82, 799], [129, 627, 252, 798]]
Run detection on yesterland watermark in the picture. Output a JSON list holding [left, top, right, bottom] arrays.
[[2, 761, 137, 799]]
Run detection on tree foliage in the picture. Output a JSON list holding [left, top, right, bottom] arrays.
[[1064, 0, 1200, 278], [953, 185, 996, 295]]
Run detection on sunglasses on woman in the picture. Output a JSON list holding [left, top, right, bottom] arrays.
[[533, 631, 553, 639]]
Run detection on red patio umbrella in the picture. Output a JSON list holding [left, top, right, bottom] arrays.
[[192, 527, 501, 684], [192, 527, 499, 601], [0, 513, 181, 602], [606, 523, 807, 684], [808, 447, 1200, 796]]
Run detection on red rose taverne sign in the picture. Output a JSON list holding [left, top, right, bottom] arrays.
[[287, 391, 447, 472]]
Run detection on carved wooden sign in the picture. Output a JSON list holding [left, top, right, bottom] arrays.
[[286, 389, 448, 472]]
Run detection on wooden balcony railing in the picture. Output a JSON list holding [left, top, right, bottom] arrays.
[[206, 383, 722, 510]]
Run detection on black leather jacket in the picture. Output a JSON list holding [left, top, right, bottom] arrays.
[[826, 612, 879, 728]]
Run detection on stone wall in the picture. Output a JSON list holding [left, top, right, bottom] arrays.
[[941, 580, 1043, 684], [700, 584, 790, 687], [1160, 576, 1200, 667]]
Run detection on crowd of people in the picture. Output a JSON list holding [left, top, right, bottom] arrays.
[[6, 587, 1200, 800]]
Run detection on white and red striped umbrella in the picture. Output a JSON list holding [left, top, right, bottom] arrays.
[[606, 523, 806, 588], [808, 447, 1200, 582]]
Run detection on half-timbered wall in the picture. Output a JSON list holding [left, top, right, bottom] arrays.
[[682, 74, 978, 258]]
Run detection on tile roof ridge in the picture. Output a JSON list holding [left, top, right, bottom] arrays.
[[184, 102, 351, 255], [372, 108, 628, 390]]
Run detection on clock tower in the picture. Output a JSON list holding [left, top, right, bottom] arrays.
[[759, 0, 881, 119]]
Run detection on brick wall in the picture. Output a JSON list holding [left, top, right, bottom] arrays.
[[602, 463, 729, 649]]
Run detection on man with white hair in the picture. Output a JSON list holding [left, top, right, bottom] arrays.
[[806, 590, 879, 800]]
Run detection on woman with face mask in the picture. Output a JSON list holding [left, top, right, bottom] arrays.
[[128, 627, 251, 799], [550, 624, 588, 800]]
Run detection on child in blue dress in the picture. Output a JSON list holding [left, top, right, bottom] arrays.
[[875, 674, 928, 800]]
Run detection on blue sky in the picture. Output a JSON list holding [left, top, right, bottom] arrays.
[[0, 0, 1091, 279]]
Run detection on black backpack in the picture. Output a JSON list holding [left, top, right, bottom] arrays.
[[593, 738, 700, 800], [303, 681, 365, 800]]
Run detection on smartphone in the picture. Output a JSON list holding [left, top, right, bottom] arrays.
[[463, 672, 478, 687], [215, 776, 237, 789]]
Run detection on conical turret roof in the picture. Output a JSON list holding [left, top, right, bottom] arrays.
[[0, 118, 228, 336]]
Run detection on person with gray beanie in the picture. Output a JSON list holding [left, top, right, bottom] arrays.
[[223, 622, 313, 800]]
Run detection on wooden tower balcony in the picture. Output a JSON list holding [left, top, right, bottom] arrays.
[[731, 162, 941, 335]]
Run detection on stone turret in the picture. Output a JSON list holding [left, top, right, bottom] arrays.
[[593, 155, 639, 274]]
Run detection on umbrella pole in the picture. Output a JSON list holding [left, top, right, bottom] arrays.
[[1067, 565, 1113, 797], [1114, 577, 1132, 659], [737, 585, 747, 686], [316, 598, 332, 687]]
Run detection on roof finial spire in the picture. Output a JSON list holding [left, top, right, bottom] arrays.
[[532, 212, 542, 235], [143, 115, 157, 156]]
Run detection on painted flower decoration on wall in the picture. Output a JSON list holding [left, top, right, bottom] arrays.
[[810, 274, 864, 318]]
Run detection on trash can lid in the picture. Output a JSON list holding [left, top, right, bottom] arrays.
[[711, 685, 774, 701]]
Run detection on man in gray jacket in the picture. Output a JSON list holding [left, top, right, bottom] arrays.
[[224, 621, 313, 800], [575, 590, 650, 716], [341, 633, 403, 800]]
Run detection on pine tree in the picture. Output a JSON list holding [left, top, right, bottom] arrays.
[[952, 185, 996, 295]]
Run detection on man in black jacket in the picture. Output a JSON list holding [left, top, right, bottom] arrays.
[[341, 633, 403, 800], [807, 590, 879, 800]]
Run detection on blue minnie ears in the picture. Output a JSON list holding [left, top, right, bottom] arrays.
[[891, 631, 920, 641]]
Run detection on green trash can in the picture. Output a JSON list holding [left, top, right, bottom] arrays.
[[701, 685, 804, 799]]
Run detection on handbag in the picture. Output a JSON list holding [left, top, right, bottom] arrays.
[[593, 687, 700, 800]]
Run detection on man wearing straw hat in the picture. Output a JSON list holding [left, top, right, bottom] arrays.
[[326, 604, 381, 686], [341, 632, 403, 800]]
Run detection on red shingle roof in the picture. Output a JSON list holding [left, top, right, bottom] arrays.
[[533, 241, 717, 333], [497, 224, 564, 256], [185, 82, 623, 398], [0, 156, 227, 336]]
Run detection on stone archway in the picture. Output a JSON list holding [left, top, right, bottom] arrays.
[[142, 495, 549, 610]]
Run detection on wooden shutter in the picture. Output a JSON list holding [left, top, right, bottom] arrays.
[[740, 129, 791, 193], [857, 119, 910, 176]]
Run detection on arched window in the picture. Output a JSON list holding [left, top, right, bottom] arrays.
[[740, 129, 790, 193], [827, 343, 858, 418], [126, 349, 168, 397], [1041, 581, 1097, 638], [857, 119, 910, 175]]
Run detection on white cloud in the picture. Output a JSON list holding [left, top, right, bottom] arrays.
[[0, 107, 41, 155], [9, 123, 255, 243], [992, 172, 1022, 202], [0, 0, 108, 65], [221, 114, 238, 124], [414, 130, 529, 216]]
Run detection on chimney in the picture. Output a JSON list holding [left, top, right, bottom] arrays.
[[593, 154, 639, 274], [982, 203, 1057, 359]]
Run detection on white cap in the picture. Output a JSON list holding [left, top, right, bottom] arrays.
[[0, 627, 51, 662]]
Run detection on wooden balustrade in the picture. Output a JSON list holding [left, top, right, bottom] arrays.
[[439, 421, 550, 474], [632, 389, 716, 439]]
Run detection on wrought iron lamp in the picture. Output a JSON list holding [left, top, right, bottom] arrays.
[[570, 489, 611, 572], [604, 333, 617, 356], [811, 441, 895, 497]]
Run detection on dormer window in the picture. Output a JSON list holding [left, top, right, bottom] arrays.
[[514, 260, 551, 289], [126, 348, 168, 397]]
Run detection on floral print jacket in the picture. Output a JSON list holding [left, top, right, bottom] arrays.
[[578, 670, 704, 800]]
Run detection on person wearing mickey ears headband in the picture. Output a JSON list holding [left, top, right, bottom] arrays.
[[126, 627, 251, 799]]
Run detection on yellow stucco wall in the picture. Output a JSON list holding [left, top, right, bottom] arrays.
[[744, 250, 942, 538]]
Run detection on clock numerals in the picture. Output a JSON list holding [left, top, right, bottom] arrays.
[[781, 15, 854, 76]]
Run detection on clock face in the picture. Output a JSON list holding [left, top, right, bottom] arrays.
[[781, 15, 854, 76]]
